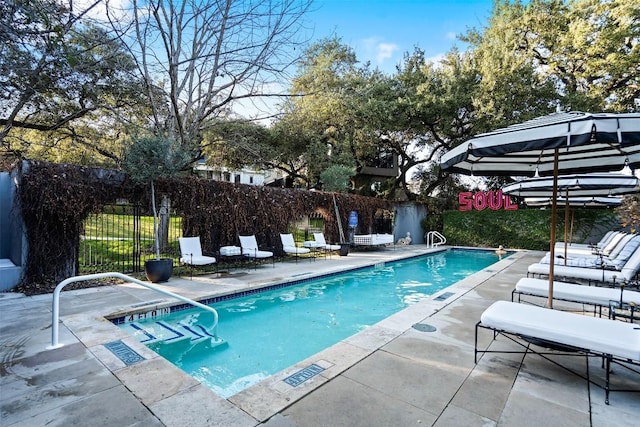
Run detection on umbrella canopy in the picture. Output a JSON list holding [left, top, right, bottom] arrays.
[[502, 173, 640, 198], [524, 196, 623, 208], [441, 112, 640, 176], [440, 111, 640, 308], [503, 174, 638, 259]]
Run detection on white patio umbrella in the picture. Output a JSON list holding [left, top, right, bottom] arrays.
[[524, 196, 623, 248], [502, 173, 640, 198], [502, 173, 639, 262], [523, 196, 623, 208], [440, 111, 640, 307]]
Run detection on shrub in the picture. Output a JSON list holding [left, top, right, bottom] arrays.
[[443, 208, 618, 250]]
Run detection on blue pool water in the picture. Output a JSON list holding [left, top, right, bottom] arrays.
[[118, 249, 507, 397]]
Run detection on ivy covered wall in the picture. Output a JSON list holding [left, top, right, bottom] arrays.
[[15, 161, 392, 293]]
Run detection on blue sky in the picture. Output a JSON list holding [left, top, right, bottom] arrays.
[[303, 0, 495, 73]]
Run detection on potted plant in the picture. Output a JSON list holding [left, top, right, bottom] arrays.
[[123, 136, 188, 282]]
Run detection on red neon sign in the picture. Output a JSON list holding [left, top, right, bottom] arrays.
[[458, 191, 518, 211]]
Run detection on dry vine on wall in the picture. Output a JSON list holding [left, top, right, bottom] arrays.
[[16, 161, 391, 294]]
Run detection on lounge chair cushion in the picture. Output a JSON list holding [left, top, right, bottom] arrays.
[[606, 236, 640, 270], [515, 277, 640, 306], [529, 244, 640, 283], [554, 230, 616, 253], [481, 301, 640, 361], [179, 237, 216, 265], [239, 235, 274, 258], [312, 233, 341, 251], [220, 246, 242, 256], [280, 233, 311, 255], [542, 235, 640, 270]]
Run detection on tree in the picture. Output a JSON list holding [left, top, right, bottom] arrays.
[[266, 38, 369, 188], [123, 136, 190, 259], [108, 0, 313, 162], [202, 120, 273, 169], [425, 0, 640, 203], [344, 48, 488, 200], [0, 0, 144, 164], [320, 164, 354, 192], [462, 0, 640, 114]]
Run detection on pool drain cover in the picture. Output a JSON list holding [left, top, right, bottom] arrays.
[[412, 323, 437, 332], [104, 340, 145, 366]]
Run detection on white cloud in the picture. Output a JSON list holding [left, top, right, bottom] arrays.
[[425, 53, 446, 66], [359, 37, 399, 69], [75, 0, 132, 22], [376, 42, 398, 64]]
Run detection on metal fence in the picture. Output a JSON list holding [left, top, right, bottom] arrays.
[[79, 202, 182, 274]]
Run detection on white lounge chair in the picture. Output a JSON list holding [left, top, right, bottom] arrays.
[[279, 233, 311, 262], [178, 236, 216, 278], [512, 277, 640, 315], [238, 235, 274, 267], [540, 235, 640, 269], [312, 232, 341, 251], [528, 244, 640, 285], [476, 300, 640, 404], [553, 230, 622, 255]]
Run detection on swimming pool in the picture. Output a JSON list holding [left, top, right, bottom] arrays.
[[116, 249, 508, 397]]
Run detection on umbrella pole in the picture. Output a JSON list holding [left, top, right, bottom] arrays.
[[563, 190, 570, 265], [548, 150, 559, 308], [569, 210, 575, 247]]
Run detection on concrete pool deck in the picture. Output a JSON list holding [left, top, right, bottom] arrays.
[[1, 246, 639, 426]]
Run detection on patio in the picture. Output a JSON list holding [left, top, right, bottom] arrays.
[[1, 246, 639, 426]]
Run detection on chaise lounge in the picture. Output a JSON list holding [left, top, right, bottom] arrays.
[[239, 235, 274, 267], [528, 244, 640, 286], [539, 234, 640, 269], [475, 300, 640, 404], [303, 232, 341, 258], [512, 277, 640, 317], [554, 231, 626, 256], [280, 233, 311, 262], [178, 236, 217, 278]]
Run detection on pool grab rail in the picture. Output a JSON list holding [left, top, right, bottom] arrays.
[[49, 272, 220, 349], [426, 231, 447, 248]]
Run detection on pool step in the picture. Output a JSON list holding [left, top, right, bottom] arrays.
[[127, 320, 219, 347]]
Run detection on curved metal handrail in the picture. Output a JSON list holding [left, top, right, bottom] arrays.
[[49, 272, 219, 349], [426, 231, 447, 248]]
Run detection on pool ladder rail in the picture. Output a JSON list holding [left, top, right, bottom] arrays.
[[425, 231, 447, 248], [48, 272, 223, 349]]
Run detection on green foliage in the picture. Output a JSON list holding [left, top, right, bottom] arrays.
[[16, 161, 391, 293], [122, 135, 190, 259], [1, 0, 144, 163], [463, 0, 640, 114], [443, 208, 618, 250], [420, 213, 443, 234], [122, 136, 190, 185], [320, 165, 354, 192], [202, 121, 272, 169]]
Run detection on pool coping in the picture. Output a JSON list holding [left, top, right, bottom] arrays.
[[58, 246, 526, 424]]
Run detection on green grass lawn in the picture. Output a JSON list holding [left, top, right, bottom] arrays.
[[79, 213, 183, 273]]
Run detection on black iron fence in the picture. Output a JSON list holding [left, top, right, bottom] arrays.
[[79, 202, 182, 274]]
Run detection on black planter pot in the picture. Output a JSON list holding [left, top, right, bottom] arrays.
[[144, 258, 173, 283], [339, 243, 350, 256]]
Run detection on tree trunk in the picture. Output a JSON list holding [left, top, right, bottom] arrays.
[[158, 195, 171, 253]]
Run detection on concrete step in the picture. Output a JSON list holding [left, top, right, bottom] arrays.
[[127, 320, 217, 346]]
